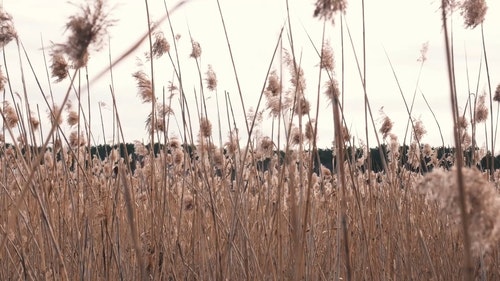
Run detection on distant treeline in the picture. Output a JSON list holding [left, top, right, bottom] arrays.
[[87, 143, 500, 173], [5, 143, 500, 173]]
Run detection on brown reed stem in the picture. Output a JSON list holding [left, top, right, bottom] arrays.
[[441, 2, 473, 280]]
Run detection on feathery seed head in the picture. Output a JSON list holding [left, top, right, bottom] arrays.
[[246, 107, 263, 128], [265, 95, 283, 117], [151, 31, 170, 59], [379, 116, 393, 139], [313, 0, 347, 22], [266, 70, 281, 96], [290, 67, 306, 94], [157, 103, 173, 117], [134, 141, 148, 157], [284, 51, 306, 93], [418, 167, 500, 255], [212, 149, 224, 168], [225, 129, 239, 155], [69, 130, 86, 147], [290, 126, 303, 146], [457, 115, 469, 130], [205, 64, 217, 91], [494, 84, 500, 102], [67, 110, 79, 127], [58, 0, 113, 68], [133, 71, 154, 103], [341, 125, 350, 143], [48, 105, 63, 126], [305, 119, 317, 143], [259, 136, 274, 157], [422, 143, 433, 157], [0, 66, 7, 92], [173, 149, 184, 166], [418, 41, 429, 63], [324, 78, 340, 101], [169, 137, 181, 150], [50, 51, 69, 82], [379, 110, 393, 139], [0, 10, 17, 48], [413, 119, 426, 142], [475, 93, 488, 123], [319, 41, 335, 71], [407, 141, 421, 169], [461, 130, 472, 150], [294, 97, 310, 116], [199, 117, 212, 138], [190, 40, 202, 58], [2, 101, 18, 128], [29, 111, 40, 131], [460, 0, 487, 29]]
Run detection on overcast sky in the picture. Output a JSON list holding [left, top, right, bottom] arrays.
[[1, 0, 499, 151]]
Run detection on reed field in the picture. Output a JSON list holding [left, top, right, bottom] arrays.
[[1, 0, 500, 280]]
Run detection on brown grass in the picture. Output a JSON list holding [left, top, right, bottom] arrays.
[[1, 0, 500, 280]]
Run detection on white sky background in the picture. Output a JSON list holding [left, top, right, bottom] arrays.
[[1, 0, 500, 151]]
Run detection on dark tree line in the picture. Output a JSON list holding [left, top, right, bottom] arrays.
[[3, 143, 500, 174]]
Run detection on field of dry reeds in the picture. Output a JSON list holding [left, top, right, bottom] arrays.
[[1, 0, 500, 280]]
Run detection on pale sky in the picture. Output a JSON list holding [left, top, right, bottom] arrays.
[[1, 0, 499, 151]]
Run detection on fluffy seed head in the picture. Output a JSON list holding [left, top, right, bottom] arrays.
[[50, 52, 69, 82], [225, 129, 239, 155], [266, 70, 281, 96], [379, 113, 393, 139], [199, 117, 212, 138], [494, 84, 500, 102], [173, 149, 184, 166], [29, 111, 40, 131], [290, 126, 302, 146], [48, 105, 63, 126], [0, 10, 17, 48], [265, 95, 283, 117], [418, 41, 429, 63], [460, 0, 487, 29], [319, 41, 334, 72], [461, 130, 472, 150], [418, 167, 500, 256], [157, 104, 173, 117], [67, 110, 79, 127], [134, 141, 149, 157], [151, 31, 170, 59], [2, 101, 18, 128], [474, 93, 488, 123], [413, 119, 426, 142], [294, 97, 310, 116], [324, 78, 340, 101], [133, 71, 153, 103], [69, 130, 86, 147], [259, 136, 274, 157], [205, 64, 217, 91], [284, 51, 306, 93], [313, 0, 347, 22], [212, 149, 224, 168], [57, 0, 113, 68], [305, 119, 317, 143], [457, 115, 469, 130], [169, 137, 181, 150], [190, 40, 202, 58], [0, 66, 7, 92], [341, 125, 350, 143]]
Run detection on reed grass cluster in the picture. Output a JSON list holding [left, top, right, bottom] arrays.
[[0, 0, 500, 280]]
